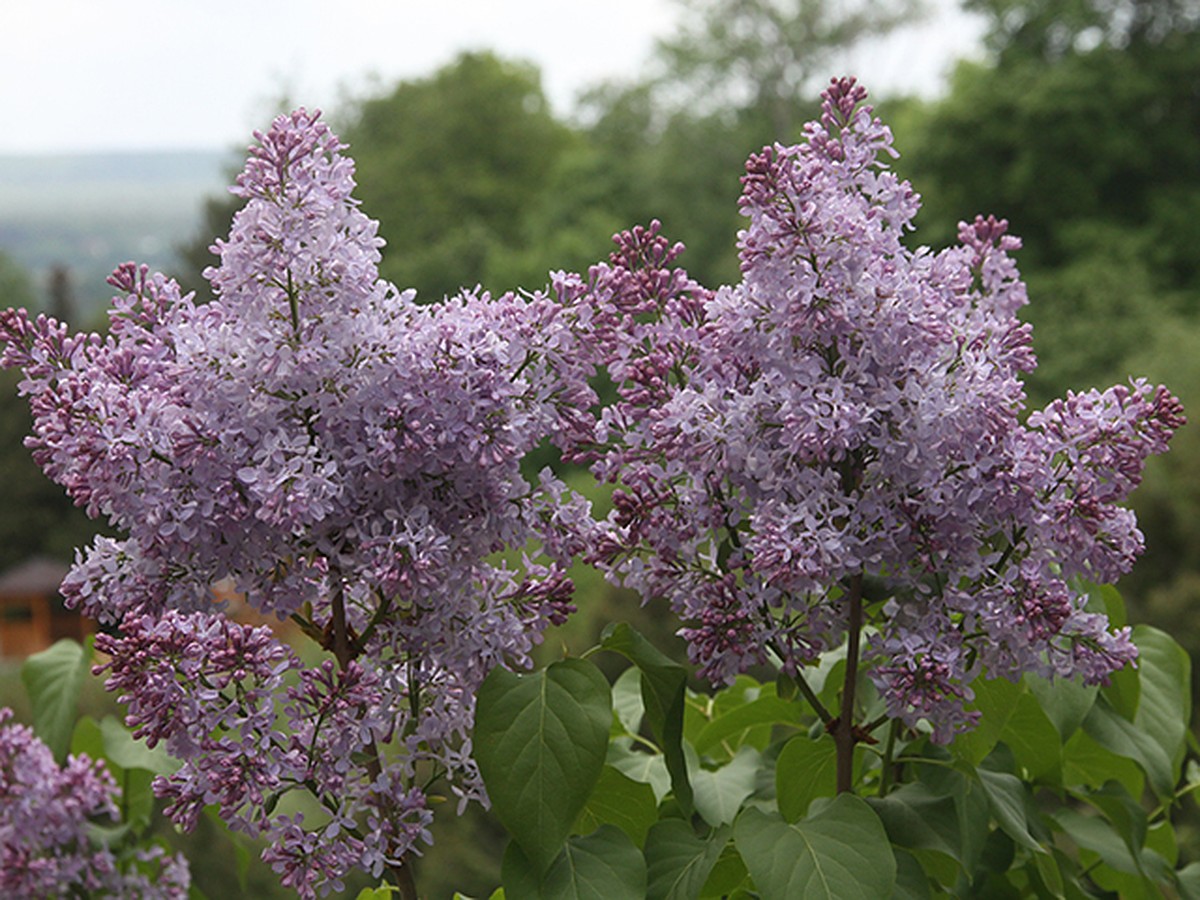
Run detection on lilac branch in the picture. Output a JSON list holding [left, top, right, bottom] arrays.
[[326, 589, 419, 900], [834, 573, 864, 794]]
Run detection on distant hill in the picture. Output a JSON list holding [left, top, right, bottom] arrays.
[[0, 149, 236, 319]]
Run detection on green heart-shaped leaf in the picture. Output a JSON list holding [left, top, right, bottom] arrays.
[[734, 795, 895, 899], [21, 637, 91, 763], [474, 658, 611, 874]]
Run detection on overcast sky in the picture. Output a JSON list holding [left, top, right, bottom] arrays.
[[0, 0, 985, 155]]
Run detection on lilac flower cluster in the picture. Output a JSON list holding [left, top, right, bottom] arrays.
[[0, 707, 190, 898], [97, 610, 433, 893], [568, 78, 1183, 742], [1, 110, 594, 896], [0, 80, 1183, 895], [94, 611, 300, 834]]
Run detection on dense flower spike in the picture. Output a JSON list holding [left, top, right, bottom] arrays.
[[0, 708, 190, 898], [571, 77, 1181, 741], [1, 109, 595, 897]]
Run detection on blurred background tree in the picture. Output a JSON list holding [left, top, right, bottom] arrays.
[[340, 51, 574, 301], [656, 0, 923, 138], [174, 191, 240, 303], [965, 0, 1199, 62], [0, 250, 37, 310]]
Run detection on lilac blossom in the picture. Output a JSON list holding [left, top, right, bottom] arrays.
[[569, 78, 1182, 742], [0, 76, 1183, 893], [1, 109, 595, 897], [0, 707, 190, 898]]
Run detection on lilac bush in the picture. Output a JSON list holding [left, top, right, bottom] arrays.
[[0, 81, 1186, 897], [0, 110, 594, 898], [0, 707, 190, 898], [564, 78, 1183, 758]]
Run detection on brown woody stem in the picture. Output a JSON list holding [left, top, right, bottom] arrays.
[[329, 591, 419, 900], [834, 572, 864, 794]]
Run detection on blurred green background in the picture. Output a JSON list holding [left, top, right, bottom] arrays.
[[2, 0, 1199, 895]]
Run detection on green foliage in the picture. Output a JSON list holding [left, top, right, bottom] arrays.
[[776, 735, 839, 820], [504, 825, 647, 899], [906, 45, 1200, 286], [644, 821, 729, 900], [355, 887, 401, 900], [1018, 224, 1177, 407], [654, 0, 922, 139], [341, 51, 574, 301], [734, 798, 896, 899], [475, 603, 1200, 899], [574, 766, 659, 847], [1117, 326, 1200, 673], [599, 622, 693, 815], [965, 0, 1200, 62], [473, 658, 612, 875], [71, 714, 175, 836], [690, 746, 759, 828], [21, 636, 92, 762]]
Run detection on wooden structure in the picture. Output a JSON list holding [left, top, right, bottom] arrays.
[[0, 564, 299, 660], [0, 557, 89, 659]]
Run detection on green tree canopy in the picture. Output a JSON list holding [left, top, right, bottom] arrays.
[[906, 43, 1200, 283], [655, 0, 924, 139], [341, 51, 574, 300], [967, 0, 1199, 61], [176, 2, 927, 301]]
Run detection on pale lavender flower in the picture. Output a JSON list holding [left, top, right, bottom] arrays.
[[1, 108, 596, 895], [0, 707, 189, 898], [571, 77, 1182, 741]]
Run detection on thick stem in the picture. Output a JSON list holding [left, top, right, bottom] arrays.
[[391, 862, 419, 900], [329, 592, 419, 900], [834, 573, 864, 794], [330, 590, 354, 670]]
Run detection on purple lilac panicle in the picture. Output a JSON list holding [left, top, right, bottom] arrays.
[[1, 109, 595, 897], [0, 707, 190, 898], [571, 77, 1182, 741]]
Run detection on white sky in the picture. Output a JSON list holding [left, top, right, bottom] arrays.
[[0, 0, 985, 154]]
